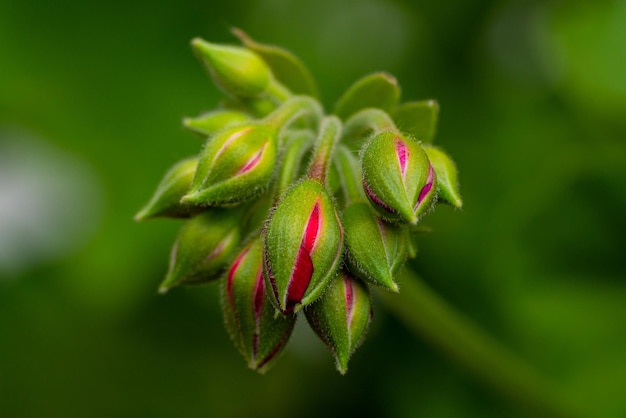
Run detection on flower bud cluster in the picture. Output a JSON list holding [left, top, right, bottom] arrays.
[[136, 29, 462, 374]]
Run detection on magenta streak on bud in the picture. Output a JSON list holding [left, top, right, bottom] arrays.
[[414, 163, 435, 210], [213, 127, 253, 162], [255, 324, 292, 370], [237, 142, 268, 175], [227, 246, 251, 308], [395, 138, 408, 178], [344, 275, 355, 328], [363, 181, 397, 214], [285, 200, 321, 312], [205, 233, 232, 261], [251, 268, 264, 360]]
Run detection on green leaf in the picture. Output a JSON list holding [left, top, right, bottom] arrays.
[[391, 100, 439, 143], [232, 28, 319, 98], [334, 72, 401, 120]]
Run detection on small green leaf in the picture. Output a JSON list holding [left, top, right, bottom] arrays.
[[392, 100, 439, 143], [334, 72, 401, 120], [232, 28, 319, 98]]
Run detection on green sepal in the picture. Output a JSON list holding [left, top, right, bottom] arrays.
[[263, 179, 344, 314], [334, 72, 401, 120], [361, 132, 431, 224], [183, 109, 250, 137], [134, 157, 199, 221], [304, 271, 372, 374], [423, 145, 462, 208], [343, 202, 406, 291], [192, 38, 271, 98], [159, 209, 243, 292], [391, 100, 439, 143], [232, 28, 319, 98], [183, 124, 277, 206], [221, 238, 296, 373]]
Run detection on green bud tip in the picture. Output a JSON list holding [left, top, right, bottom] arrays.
[[191, 38, 271, 98]]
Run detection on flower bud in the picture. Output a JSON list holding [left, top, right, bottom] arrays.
[[343, 202, 406, 291], [192, 38, 271, 98], [304, 271, 373, 374], [423, 145, 462, 208], [182, 124, 277, 206], [361, 132, 436, 224], [222, 239, 296, 373], [263, 179, 344, 314], [159, 209, 243, 292], [183, 109, 250, 137], [134, 157, 198, 221]]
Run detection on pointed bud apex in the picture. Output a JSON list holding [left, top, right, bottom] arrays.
[[222, 239, 296, 373], [305, 271, 373, 374], [182, 124, 277, 206], [343, 203, 406, 291], [263, 180, 344, 314], [361, 132, 435, 224], [134, 158, 198, 221], [424, 145, 462, 208], [192, 38, 271, 98], [183, 109, 250, 137], [159, 209, 243, 292]]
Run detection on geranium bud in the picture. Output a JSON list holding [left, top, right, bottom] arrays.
[[361, 132, 436, 224], [263, 179, 343, 314], [424, 145, 462, 208], [343, 202, 406, 291], [222, 238, 296, 373], [183, 109, 250, 137], [159, 209, 243, 292], [304, 271, 373, 374], [192, 38, 271, 98], [182, 124, 277, 206], [134, 157, 198, 221]]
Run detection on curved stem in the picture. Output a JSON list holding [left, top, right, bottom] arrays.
[[307, 116, 342, 186], [377, 269, 585, 418]]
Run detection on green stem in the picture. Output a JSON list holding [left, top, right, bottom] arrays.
[[378, 269, 584, 418], [275, 130, 315, 197], [263, 96, 322, 138], [266, 78, 292, 102], [333, 145, 364, 205], [307, 116, 342, 185]]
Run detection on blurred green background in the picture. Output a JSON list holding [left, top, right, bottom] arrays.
[[1, 0, 625, 417]]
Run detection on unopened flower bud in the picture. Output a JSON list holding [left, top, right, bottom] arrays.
[[361, 132, 436, 224], [343, 202, 406, 291], [159, 209, 243, 292], [134, 157, 198, 221], [222, 239, 296, 373], [424, 145, 462, 208], [183, 109, 250, 137], [304, 271, 373, 374], [192, 38, 271, 98], [182, 124, 277, 206], [263, 179, 344, 314]]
